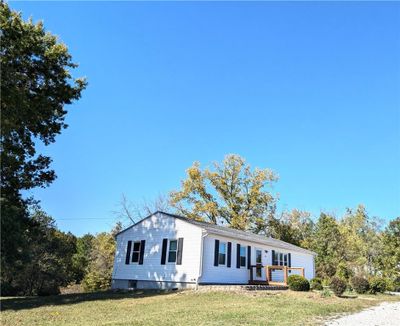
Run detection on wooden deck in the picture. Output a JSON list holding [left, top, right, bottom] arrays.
[[249, 265, 305, 286]]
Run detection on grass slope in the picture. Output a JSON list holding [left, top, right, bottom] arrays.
[[1, 290, 399, 326]]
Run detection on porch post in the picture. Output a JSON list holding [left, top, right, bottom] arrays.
[[284, 266, 288, 285]]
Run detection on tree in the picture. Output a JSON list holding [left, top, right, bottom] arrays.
[[272, 209, 314, 247], [72, 234, 95, 283], [380, 217, 400, 280], [2, 209, 77, 296], [309, 213, 345, 278], [340, 205, 382, 275], [170, 154, 278, 232], [113, 193, 171, 226], [82, 224, 120, 292], [0, 2, 86, 285]]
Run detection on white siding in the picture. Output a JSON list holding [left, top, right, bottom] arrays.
[[200, 233, 315, 284], [112, 213, 203, 283]]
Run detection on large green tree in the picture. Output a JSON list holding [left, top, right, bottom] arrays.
[[380, 217, 400, 281], [170, 154, 278, 232], [0, 2, 86, 288], [309, 213, 345, 278]]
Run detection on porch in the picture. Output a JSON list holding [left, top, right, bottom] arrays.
[[248, 265, 305, 286]]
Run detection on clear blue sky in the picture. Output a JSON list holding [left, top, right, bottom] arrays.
[[12, 1, 400, 236]]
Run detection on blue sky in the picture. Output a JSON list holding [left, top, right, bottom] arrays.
[[12, 1, 400, 236]]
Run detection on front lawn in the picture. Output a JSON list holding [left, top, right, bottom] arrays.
[[1, 290, 399, 326]]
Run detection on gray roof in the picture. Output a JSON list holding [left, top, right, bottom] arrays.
[[117, 211, 316, 256]]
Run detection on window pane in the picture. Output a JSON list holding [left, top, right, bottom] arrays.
[[168, 251, 176, 263], [169, 240, 177, 251], [219, 242, 226, 254], [279, 253, 283, 266], [133, 242, 141, 251], [284, 254, 288, 266], [256, 267, 262, 277], [256, 250, 262, 263], [240, 256, 246, 267], [132, 252, 139, 263], [240, 246, 246, 257], [218, 253, 226, 265]]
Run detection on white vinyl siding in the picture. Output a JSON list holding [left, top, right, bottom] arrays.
[[112, 213, 202, 283]]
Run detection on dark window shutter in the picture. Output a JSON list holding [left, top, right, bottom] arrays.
[[236, 244, 241, 268], [177, 238, 184, 265], [227, 242, 232, 268], [247, 246, 251, 269], [288, 253, 291, 267], [125, 241, 132, 265], [161, 238, 168, 265], [272, 250, 275, 265], [214, 239, 219, 266], [139, 240, 145, 265]]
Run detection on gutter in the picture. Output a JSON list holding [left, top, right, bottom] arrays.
[[196, 230, 208, 290]]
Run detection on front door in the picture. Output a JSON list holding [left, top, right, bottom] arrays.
[[254, 248, 264, 281]]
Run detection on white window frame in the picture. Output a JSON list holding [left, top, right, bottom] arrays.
[[131, 241, 141, 264], [167, 239, 178, 264], [218, 241, 227, 266], [274, 251, 288, 266]]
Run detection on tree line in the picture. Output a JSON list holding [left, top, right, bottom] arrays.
[[1, 2, 398, 296]]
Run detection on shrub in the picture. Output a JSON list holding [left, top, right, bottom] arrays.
[[369, 277, 387, 294], [287, 275, 310, 291], [350, 276, 370, 294], [320, 288, 332, 298], [336, 262, 354, 281], [310, 277, 323, 290], [330, 277, 347, 297]]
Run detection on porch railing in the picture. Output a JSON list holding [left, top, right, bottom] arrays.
[[249, 265, 305, 286]]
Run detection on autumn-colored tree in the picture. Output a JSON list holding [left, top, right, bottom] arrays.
[[170, 154, 278, 233]]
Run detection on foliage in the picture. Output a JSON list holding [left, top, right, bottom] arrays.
[[320, 288, 332, 298], [310, 277, 323, 290], [0, 2, 86, 292], [369, 277, 387, 294], [309, 213, 345, 278], [336, 262, 354, 281], [170, 154, 278, 233], [287, 275, 310, 291], [272, 209, 314, 247], [378, 218, 400, 281], [1, 209, 77, 296], [72, 234, 95, 283], [330, 277, 347, 297], [82, 229, 117, 292], [350, 276, 370, 294]]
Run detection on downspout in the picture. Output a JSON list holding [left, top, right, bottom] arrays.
[[196, 230, 208, 290]]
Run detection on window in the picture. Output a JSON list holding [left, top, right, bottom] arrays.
[[240, 246, 246, 267], [256, 249, 262, 277], [128, 280, 137, 289], [132, 241, 141, 263], [168, 240, 178, 263], [218, 242, 227, 265], [274, 251, 288, 266]]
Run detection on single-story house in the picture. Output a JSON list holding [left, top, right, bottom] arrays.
[[112, 211, 316, 290]]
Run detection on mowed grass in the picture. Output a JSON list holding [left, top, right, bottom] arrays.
[[1, 290, 399, 326]]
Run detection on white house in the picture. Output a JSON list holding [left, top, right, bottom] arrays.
[[112, 211, 316, 290]]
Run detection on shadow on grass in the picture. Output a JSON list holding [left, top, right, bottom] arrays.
[[0, 290, 176, 312]]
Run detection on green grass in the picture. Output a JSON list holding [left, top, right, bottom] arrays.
[[1, 290, 399, 326]]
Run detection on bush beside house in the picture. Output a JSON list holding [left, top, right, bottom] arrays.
[[287, 275, 310, 291]]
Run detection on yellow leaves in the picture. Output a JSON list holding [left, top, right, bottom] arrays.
[[169, 155, 277, 230]]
